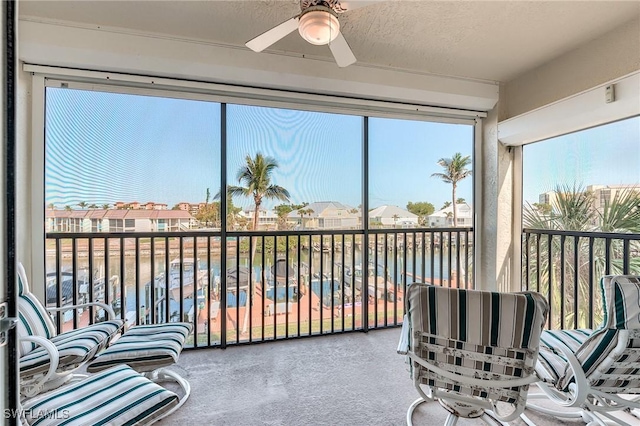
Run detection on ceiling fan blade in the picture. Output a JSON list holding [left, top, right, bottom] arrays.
[[338, 0, 384, 12], [329, 33, 356, 67], [246, 17, 300, 52]]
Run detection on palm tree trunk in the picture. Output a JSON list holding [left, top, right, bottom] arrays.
[[452, 183, 457, 227], [241, 205, 260, 335]]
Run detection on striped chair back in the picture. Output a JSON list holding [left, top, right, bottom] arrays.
[[556, 275, 640, 392], [406, 283, 548, 408], [17, 263, 57, 357]]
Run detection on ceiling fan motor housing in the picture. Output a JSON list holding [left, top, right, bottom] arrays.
[[298, 5, 340, 45]]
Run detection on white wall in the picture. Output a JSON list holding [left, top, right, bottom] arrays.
[[19, 20, 499, 113], [503, 17, 640, 120]]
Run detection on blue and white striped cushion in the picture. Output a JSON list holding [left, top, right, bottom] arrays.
[[536, 329, 590, 383], [21, 364, 178, 426], [538, 276, 640, 391], [18, 293, 57, 357], [20, 320, 123, 377], [87, 322, 192, 373], [17, 263, 57, 356], [600, 275, 640, 330]]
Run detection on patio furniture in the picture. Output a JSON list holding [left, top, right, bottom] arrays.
[[86, 322, 193, 415], [17, 263, 124, 397], [398, 282, 548, 425], [20, 364, 180, 425], [531, 275, 640, 426]]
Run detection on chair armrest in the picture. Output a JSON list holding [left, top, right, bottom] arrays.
[[397, 315, 410, 355], [535, 340, 589, 407], [47, 301, 116, 320], [20, 335, 60, 398]]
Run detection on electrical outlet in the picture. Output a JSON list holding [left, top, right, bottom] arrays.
[[605, 84, 615, 103]]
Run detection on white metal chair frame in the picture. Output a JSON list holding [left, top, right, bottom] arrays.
[[527, 274, 640, 426], [20, 299, 120, 397], [405, 344, 540, 426], [399, 283, 548, 426], [17, 261, 124, 397], [527, 329, 640, 426]]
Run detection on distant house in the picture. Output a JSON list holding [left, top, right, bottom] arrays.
[[427, 203, 473, 227], [239, 209, 279, 230], [287, 201, 358, 229], [45, 208, 193, 233], [368, 205, 418, 228], [177, 201, 202, 216]]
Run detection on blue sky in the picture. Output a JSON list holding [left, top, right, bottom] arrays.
[[522, 116, 640, 204], [46, 88, 474, 211]]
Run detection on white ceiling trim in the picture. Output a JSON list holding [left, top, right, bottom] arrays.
[[18, 19, 498, 113], [498, 71, 640, 146], [25, 67, 482, 124]]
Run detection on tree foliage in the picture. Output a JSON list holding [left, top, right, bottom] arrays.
[[431, 153, 472, 226], [523, 184, 640, 328], [406, 201, 435, 222]]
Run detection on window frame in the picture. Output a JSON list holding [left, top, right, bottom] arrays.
[[30, 66, 481, 295]]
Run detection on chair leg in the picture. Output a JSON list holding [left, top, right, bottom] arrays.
[[519, 412, 536, 426], [144, 368, 191, 420], [444, 413, 458, 426], [525, 401, 583, 419], [480, 412, 508, 426], [407, 397, 426, 426]]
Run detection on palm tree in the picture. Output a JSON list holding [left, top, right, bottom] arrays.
[[297, 207, 314, 229], [228, 153, 290, 234], [77, 201, 88, 209], [47, 203, 56, 210], [392, 214, 399, 228], [227, 153, 290, 334], [101, 204, 110, 210], [431, 153, 472, 227], [523, 184, 640, 328]]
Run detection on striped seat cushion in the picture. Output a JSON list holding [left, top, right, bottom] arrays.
[[406, 283, 548, 404], [21, 364, 178, 426], [17, 262, 57, 357], [87, 322, 192, 373], [537, 276, 640, 392], [536, 329, 591, 383], [20, 320, 124, 377]]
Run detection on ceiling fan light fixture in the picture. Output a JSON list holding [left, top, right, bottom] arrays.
[[298, 8, 340, 46]]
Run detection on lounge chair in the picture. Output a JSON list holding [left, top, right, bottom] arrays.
[[19, 364, 180, 426], [531, 275, 640, 426], [17, 262, 124, 397], [398, 282, 548, 425]]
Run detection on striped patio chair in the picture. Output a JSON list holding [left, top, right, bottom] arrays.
[[398, 283, 548, 425], [17, 263, 124, 397], [531, 275, 640, 426], [19, 364, 179, 426]]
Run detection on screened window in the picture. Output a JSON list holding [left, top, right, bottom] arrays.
[[522, 116, 640, 232], [226, 104, 362, 231], [368, 118, 474, 229]]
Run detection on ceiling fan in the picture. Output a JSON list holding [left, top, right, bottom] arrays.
[[246, 0, 379, 68]]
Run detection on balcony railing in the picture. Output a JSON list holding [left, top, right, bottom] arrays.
[[45, 227, 474, 348], [522, 228, 640, 330]]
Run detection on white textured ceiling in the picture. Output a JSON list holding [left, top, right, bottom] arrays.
[[19, 0, 640, 82]]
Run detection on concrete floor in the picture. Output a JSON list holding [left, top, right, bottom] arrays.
[[160, 328, 616, 425]]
